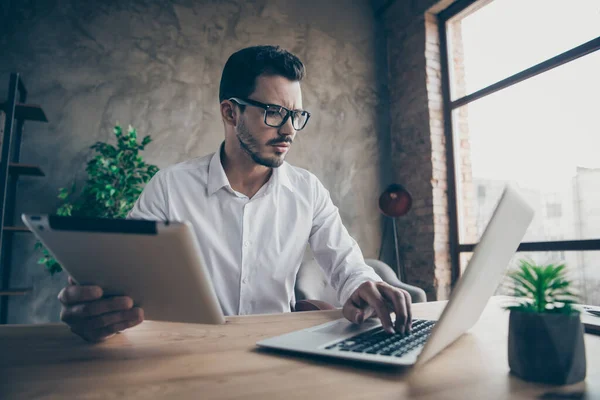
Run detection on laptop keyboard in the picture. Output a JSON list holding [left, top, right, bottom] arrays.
[[324, 319, 435, 357]]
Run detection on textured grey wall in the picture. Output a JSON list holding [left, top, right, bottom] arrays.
[[0, 0, 388, 323]]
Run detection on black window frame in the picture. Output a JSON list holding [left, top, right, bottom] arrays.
[[437, 0, 600, 287]]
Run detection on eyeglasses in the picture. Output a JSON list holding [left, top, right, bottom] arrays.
[[229, 97, 311, 131]]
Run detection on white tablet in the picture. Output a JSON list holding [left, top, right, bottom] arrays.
[[22, 214, 225, 325]]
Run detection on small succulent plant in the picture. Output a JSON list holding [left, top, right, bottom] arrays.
[[505, 259, 580, 315]]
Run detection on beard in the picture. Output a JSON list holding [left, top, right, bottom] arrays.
[[236, 117, 287, 168]]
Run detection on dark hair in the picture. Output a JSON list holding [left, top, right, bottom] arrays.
[[219, 45, 305, 104]]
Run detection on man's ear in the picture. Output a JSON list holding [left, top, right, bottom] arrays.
[[220, 100, 237, 127]]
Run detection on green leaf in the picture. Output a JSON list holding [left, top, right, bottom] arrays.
[[504, 259, 580, 315], [35, 123, 160, 275], [57, 187, 69, 200]]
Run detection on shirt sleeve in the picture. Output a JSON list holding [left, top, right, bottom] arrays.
[[308, 175, 383, 306], [127, 170, 169, 221]]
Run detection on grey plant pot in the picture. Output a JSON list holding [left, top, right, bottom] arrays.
[[508, 310, 586, 385]]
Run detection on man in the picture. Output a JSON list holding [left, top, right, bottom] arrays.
[[58, 45, 412, 343]]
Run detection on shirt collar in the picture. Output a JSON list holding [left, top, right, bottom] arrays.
[[207, 143, 232, 196], [273, 162, 294, 193], [207, 142, 295, 196]]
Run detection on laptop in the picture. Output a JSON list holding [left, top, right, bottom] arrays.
[[256, 185, 535, 366]]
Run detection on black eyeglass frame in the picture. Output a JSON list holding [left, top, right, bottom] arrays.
[[228, 97, 311, 131]]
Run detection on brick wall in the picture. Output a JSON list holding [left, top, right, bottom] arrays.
[[382, 4, 444, 300], [425, 13, 453, 300], [380, 0, 475, 300]]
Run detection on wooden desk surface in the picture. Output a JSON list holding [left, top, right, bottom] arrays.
[[0, 297, 598, 399]]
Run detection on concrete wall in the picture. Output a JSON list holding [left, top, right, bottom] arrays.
[[0, 0, 387, 323]]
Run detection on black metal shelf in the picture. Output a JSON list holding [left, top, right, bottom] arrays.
[[0, 288, 32, 296], [1, 73, 48, 324], [9, 163, 45, 177], [0, 102, 47, 122], [2, 226, 31, 233]]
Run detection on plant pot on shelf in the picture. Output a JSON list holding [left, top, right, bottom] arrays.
[[508, 310, 586, 385]]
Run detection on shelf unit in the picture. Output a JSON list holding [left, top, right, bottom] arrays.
[[0, 73, 47, 324]]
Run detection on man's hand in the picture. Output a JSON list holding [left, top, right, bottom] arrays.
[[58, 276, 144, 343], [343, 281, 412, 334]]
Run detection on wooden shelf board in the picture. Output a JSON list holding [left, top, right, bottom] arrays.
[[9, 163, 45, 177], [0, 288, 32, 296], [3, 226, 31, 233], [0, 103, 48, 122]]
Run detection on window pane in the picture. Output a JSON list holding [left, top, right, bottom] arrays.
[[460, 251, 600, 306], [447, 0, 600, 99], [454, 50, 600, 244]]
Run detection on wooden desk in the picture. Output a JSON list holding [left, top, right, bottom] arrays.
[[1, 297, 598, 399]]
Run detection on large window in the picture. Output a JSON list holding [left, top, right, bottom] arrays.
[[440, 0, 600, 304]]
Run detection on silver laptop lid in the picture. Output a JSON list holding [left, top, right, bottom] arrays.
[[416, 185, 534, 365]]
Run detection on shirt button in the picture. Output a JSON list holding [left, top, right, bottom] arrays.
[[243, 240, 251, 247], [242, 277, 248, 284]]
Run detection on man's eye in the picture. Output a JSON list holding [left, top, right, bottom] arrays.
[[266, 108, 284, 118]]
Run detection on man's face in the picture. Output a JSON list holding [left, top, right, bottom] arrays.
[[235, 75, 303, 168]]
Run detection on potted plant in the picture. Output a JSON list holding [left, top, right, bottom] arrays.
[[36, 124, 159, 274], [506, 259, 586, 385]]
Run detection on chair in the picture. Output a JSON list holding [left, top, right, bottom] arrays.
[[293, 258, 427, 312]]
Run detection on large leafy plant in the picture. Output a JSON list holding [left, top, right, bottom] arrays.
[[36, 124, 159, 275], [505, 259, 579, 315]]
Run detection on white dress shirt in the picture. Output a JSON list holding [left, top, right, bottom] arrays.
[[127, 144, 382, 316]]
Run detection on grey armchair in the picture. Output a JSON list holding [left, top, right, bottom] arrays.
[[294, 258, 427, 311], [363, 259, 427, 303]]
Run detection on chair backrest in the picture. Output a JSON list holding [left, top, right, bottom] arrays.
[[294, 258, 341, 307]]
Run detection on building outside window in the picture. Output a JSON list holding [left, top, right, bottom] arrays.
[[440, 0, 600, 304]]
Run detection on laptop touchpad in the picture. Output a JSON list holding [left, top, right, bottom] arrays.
[[311, 319, 379, 335]]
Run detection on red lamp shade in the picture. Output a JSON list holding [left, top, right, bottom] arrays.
[[378, 184, 412, 217]]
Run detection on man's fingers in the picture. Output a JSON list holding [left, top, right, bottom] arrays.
[[73, 315, 143, 343], [343, 301, 374, 324], [60, 296, 134, 322], [343, 302, 362, 324], [344, 288, 374, 324], [403, 290, 413, 331], [71, 307, 144, 331], [358, 283, 394, 333], [379, 285, 410, 334], [58, 279, 142, 344], [58, 284, 103, 305], [92, 318, 143, 341], [343, 293, 363, 324]]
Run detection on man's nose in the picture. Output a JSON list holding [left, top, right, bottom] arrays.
[[278, 115, 296, 137]]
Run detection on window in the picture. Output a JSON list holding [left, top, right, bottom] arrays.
[[440, 0, 600, 304], [447, 0, 600, 98], [477, 185, 486, 201], [461, 251, 600, 306], [546, 203, 562, 219]]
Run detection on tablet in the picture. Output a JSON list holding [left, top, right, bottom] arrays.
[[22, 214, 225, 325]]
